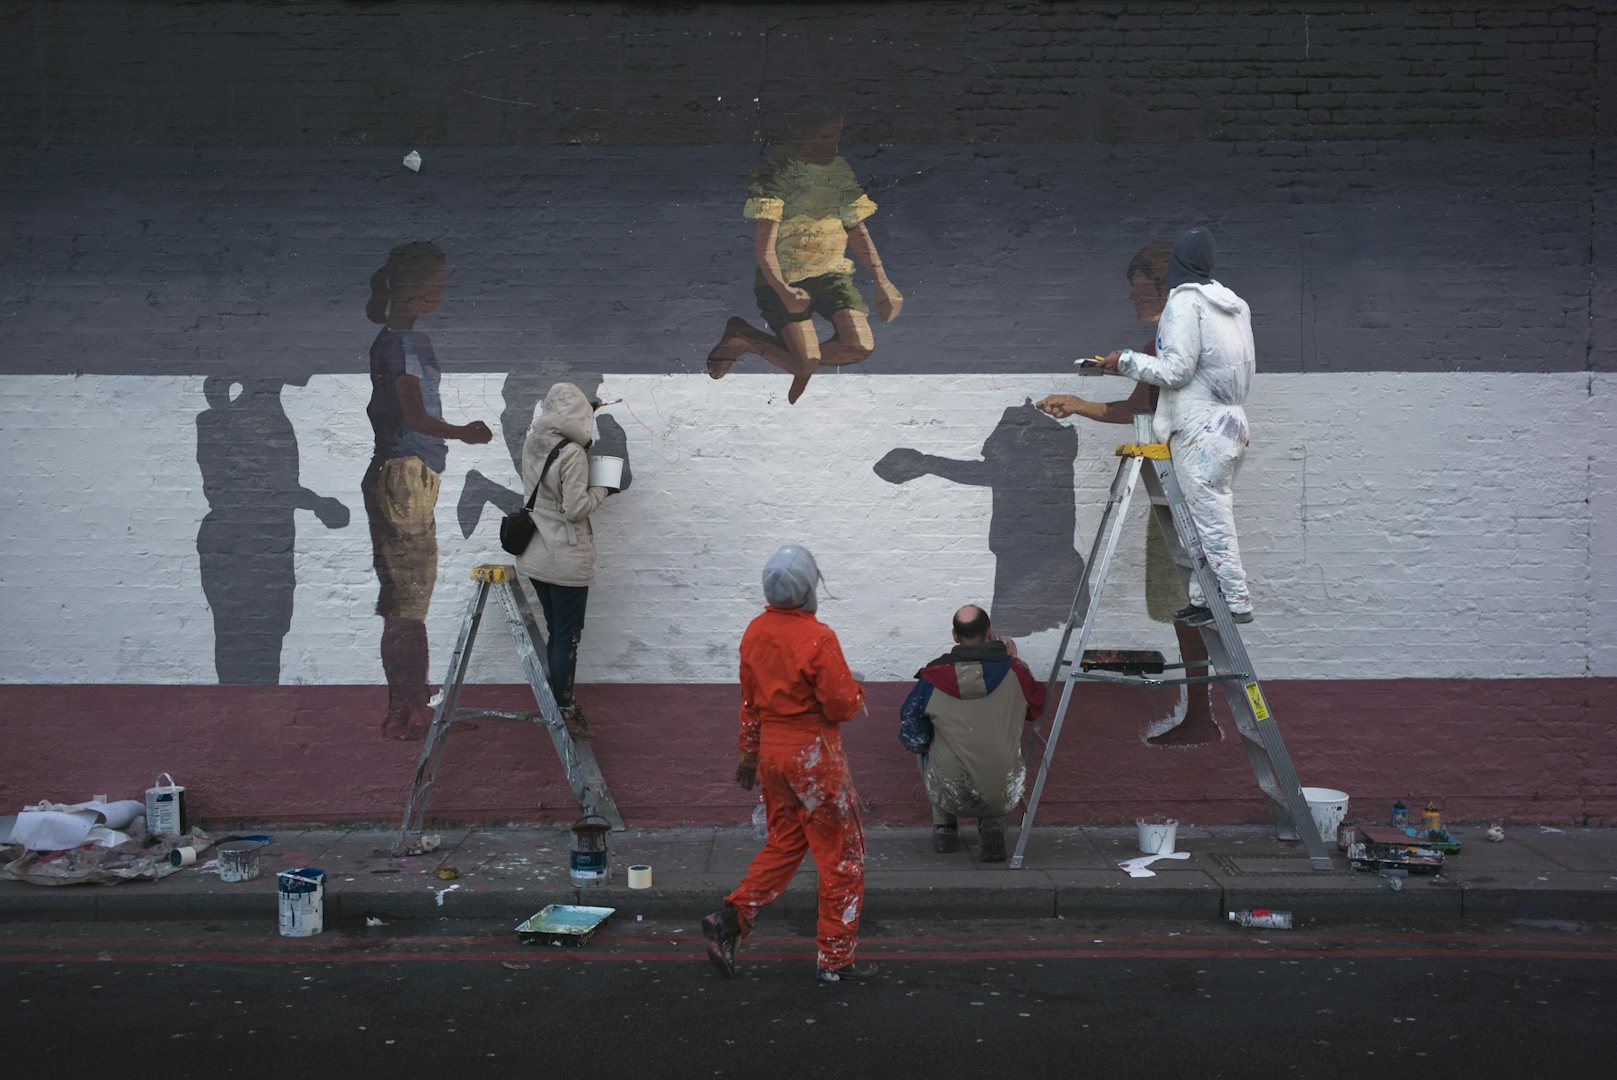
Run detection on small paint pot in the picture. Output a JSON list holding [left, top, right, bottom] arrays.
[[216, 840, 262, 882], [627, 865, 653, 890], [169, 845, 197, 867]]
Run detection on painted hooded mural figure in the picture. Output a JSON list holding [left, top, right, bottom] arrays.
[[703, 545, 876, 984], [1098, 227, 1257, 624]]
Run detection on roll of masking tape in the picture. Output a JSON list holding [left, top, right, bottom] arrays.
[[169, 846, 197, 867], [627, 864, 653, 890]]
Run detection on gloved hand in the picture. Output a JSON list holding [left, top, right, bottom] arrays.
[[734, 756, 758, 791]]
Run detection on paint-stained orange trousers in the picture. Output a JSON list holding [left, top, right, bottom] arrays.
[[725, 727, 866, 970]]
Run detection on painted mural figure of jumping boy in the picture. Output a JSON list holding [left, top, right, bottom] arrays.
[[363, 241, 493, 741], [1094, 227, 1257, 626], [705, 109, 903, 404], [703, 545, 877, 984]]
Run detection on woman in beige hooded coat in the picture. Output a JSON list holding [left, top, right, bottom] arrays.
[[515, 383, 614, 737]]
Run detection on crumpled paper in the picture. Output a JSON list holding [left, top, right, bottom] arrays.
[[1118, 851, 1192, 878]]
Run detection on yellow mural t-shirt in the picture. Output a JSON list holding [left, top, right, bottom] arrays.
[[742, 153, 878, 284]]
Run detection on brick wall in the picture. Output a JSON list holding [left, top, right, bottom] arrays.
[[0, 2, 1612, 824]]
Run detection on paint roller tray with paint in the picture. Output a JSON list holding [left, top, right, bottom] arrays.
[[516, 904, 616, 947]]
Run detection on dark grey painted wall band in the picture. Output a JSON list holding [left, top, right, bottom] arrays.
[[0, 1, 1606, 147], [1, 140, 1606, 376]]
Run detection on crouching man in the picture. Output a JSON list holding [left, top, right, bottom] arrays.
[[899, 605, 1045, 862]]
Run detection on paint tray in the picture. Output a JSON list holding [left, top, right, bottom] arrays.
[[516, 904, 615, 947]]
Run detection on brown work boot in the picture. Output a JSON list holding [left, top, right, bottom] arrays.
[[561, 704, 593, 741]]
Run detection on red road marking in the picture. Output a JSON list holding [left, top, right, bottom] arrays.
[[2, 946, 1612, 965]]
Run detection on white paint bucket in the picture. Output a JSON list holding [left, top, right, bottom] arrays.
[[627, 864, 653, 890], [217, 840, 262, 883], [1132, 414, 1156, 444], [1136, 817, 1178, 854], [145, 772, 186, 836], [277, 867, 325, 937], [588, 455, 624, 489], [1301, 787, 1350, 843]]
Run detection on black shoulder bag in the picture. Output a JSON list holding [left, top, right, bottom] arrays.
[[499, 439, 569, 556]]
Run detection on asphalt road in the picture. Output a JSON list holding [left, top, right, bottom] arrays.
[[2, 915, 1611, 1080]]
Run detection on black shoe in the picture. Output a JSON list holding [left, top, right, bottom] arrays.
[[702, 906, 739, 978], [932, 825, 959, 854], [978, 818, 1007, 862], [816, 961, 879, 983], [1177, 605, 1214, 627]]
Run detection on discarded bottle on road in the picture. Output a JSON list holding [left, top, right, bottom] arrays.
[[751, 798, 768, 842], [1228, 909, 1293, 929]]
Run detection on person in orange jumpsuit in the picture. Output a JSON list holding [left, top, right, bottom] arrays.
[[703, 544, 877, 983]]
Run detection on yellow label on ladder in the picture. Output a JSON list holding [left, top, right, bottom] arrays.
[[1244, 682, 1270, 721]]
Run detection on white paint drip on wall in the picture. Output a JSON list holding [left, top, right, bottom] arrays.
[[1, 371, 1610, 684]]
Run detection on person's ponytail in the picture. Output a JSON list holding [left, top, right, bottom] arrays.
[[365, 267, 391, 324]]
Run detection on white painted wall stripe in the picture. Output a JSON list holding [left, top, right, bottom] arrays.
[[1, 372, 1609, 684]]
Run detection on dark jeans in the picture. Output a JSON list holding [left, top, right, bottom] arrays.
[[531, 580, 588, 708]]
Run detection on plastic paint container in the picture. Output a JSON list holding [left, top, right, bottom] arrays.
[[626, 864, 653, 889], [587, 455, 624, 489], [1301, 787, 1350, 843], [1135, 816, 1179, 855]]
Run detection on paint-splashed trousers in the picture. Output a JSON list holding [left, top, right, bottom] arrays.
[[1170, 411, 1251, 614], [725, 726, 866, 970]]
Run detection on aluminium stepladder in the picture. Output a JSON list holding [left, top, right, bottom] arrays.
[[1009, 441, 1332, 871], [392, 564, 623, 856]]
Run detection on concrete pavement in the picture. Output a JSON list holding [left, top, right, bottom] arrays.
[[4, 822, 1616, 926]]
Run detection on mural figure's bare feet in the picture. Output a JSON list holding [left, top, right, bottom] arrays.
[[786, 357, 820, 404], [380, 703, 422, 741], [706, 317, 752, 379]]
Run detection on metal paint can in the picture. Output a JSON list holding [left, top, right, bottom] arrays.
[[277, 867, 325, 937], [569, 817, 611, 887], [217, 840, 263, 883]]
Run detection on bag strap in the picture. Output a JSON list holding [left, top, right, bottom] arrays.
[[523, 440, 571, 510]]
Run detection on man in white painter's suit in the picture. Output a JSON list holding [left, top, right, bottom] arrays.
[[1096, 226, 1258, 626]]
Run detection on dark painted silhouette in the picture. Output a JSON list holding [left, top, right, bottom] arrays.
[[196, 374, 349, 684], [874, 400, 1082, 637], [456, 369, 633, 539]]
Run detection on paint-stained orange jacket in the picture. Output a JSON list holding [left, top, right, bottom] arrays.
[[737, 606, 865, 756]]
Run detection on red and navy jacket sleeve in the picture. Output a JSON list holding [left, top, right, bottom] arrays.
[[1012, 658, 1046, 722], [898, 680, 934, 753]]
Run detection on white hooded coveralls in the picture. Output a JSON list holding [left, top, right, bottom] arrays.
[[1118, 281, 1256, 614]]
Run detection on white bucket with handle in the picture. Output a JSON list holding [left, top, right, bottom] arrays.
[[144, 772, 186, 835], [588, 455, 624, 489]]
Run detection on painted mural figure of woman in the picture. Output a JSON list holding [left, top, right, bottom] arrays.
[[363, 241, 493, 741], [196, 373, 349, 685], [705, 109, 903, 404], [1036, 240, 1220, 746]]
